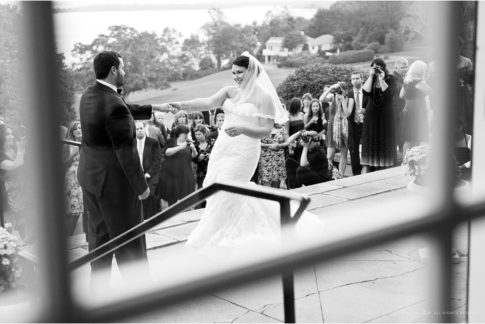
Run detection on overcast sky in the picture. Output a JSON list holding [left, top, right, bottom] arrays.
[[52, 0, 333, 63]]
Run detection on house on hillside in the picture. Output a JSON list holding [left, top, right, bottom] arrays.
[[262, 33, 334, 64]]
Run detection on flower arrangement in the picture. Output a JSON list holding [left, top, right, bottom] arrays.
[[0, 227, 23, 293], [402, 144, 432, 179]]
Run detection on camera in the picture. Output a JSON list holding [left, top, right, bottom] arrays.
[[372, 66, 383, 75], [300, 131, 311, 143]]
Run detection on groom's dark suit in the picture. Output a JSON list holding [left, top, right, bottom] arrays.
[[78, 81, 152, 274]]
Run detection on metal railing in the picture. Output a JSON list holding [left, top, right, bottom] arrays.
[[69, 178, 310, 323], [62, 137, 310, 322]]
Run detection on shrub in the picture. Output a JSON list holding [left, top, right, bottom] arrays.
[[199, 56, 215, 71], [276, 52, 327, 68], [366, 41, 381, 53], [328, 49, 375, 65], [385, 29, 405, 52], [276, 63, 356, 102]]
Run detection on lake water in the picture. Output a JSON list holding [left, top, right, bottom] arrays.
[[53, 6, 323, 64]]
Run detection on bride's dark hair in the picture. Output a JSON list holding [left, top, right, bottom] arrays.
[[232, 56, 249, 68]]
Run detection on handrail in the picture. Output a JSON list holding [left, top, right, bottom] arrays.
[[63, 137, 309, 323], [70, 182, 310, 270]]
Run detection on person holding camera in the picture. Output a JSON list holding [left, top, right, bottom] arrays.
[[361, 58, 397, 173], [159, 124, 197, 206], [320, 81, 353, 179], [285, 131, 331, 188]]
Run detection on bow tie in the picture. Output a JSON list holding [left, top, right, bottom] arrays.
[[117, 88, 123, 95]]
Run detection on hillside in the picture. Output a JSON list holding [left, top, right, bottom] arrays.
[[128, 65, 296, 105]]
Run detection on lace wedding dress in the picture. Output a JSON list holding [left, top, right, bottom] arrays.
[[186, 98, 322, 248]]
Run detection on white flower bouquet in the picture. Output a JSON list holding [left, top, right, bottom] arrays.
[[0, 227, 22, 293], [403, 144, 431, 178]]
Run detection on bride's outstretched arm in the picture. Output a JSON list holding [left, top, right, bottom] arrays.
[[169, 86, 234, 112]]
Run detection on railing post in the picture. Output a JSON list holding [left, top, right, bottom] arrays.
[[280, 199, 296, 323]]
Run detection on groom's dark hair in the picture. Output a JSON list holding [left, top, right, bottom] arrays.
[[233, 55, 249, 68], [94, 51, 122, 79]]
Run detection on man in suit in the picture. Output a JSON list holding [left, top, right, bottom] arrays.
[[135, 121, 161, 219], [77, 51, 173, 281], [208, 111, 224, 142], [347, 72, 367, 176], [391, 57, 408, 152]]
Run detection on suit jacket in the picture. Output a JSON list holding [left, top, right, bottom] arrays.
[[77, 81, 153, 197], [347, 88, 368, 125], [141, 136, 161, 192]]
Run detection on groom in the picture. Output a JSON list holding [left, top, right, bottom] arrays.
[[78, 51, 174, 280]]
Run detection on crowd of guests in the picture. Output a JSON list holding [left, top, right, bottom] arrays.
[[0, 53, 474, 239]]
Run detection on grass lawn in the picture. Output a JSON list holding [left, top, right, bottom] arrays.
[[128, 65, 296, 105]]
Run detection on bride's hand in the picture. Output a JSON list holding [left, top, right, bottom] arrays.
[[225, 126, 243, 137], [168, 102, 182, 112]]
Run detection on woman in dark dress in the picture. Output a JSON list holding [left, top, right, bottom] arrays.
[[361, 58, 397, 173], [400, 60, 431, 155], [287, 97, 304, 136], [160, 124, 197, 206], [192, 124, 213, 189]]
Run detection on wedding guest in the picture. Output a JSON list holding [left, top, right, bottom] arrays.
[[153, 111, 169, 142], [208, 111, 224, 142], [190, 111, 207, 140], [303, 99, 327, 135], [301, 93, 313, 114], [288, 98, 304, 131], [135, 121, 161, 219], [171, 110, 192, 140], [391, 57, 409, 152], [146, 115, 165, 149], [193, 124, 213, 190], [400, 60, 431, 155], [285, 134, 331, 187], [348, 72, 367, 176], [64, 121, 85, 236], [321, 82, 353, 178], [259, 123, 288, 188], [0, 125, 27, 237], [160, 124, 197, 206], [361, 58, 397, 173]]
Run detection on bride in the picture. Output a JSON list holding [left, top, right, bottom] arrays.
[[169, 52, 318, 248]]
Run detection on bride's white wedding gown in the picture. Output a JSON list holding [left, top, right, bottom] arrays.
[[186, 98, 322, 248]]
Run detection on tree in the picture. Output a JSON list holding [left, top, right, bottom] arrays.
[[0, 4, 75, 125], [305, 1, 408, 50], [56, 54, 77, 125], [0, 3, 23, 124], [283, 31, 306, 51], [202, 8, 234, 69], [183, 34, 205, 60], [199, 57, 215, 71], [71, 25, 171, 94], [277, 63, 356, 102]]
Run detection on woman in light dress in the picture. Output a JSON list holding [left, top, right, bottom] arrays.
[[169, 52, 322, 248]]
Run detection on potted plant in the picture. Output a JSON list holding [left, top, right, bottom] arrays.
[[403, 144, 431, 187], [403, 144, 469, 191], [0, 226, 23, 302]]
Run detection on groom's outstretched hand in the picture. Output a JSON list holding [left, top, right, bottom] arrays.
[[152, 103, 177, 113]]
